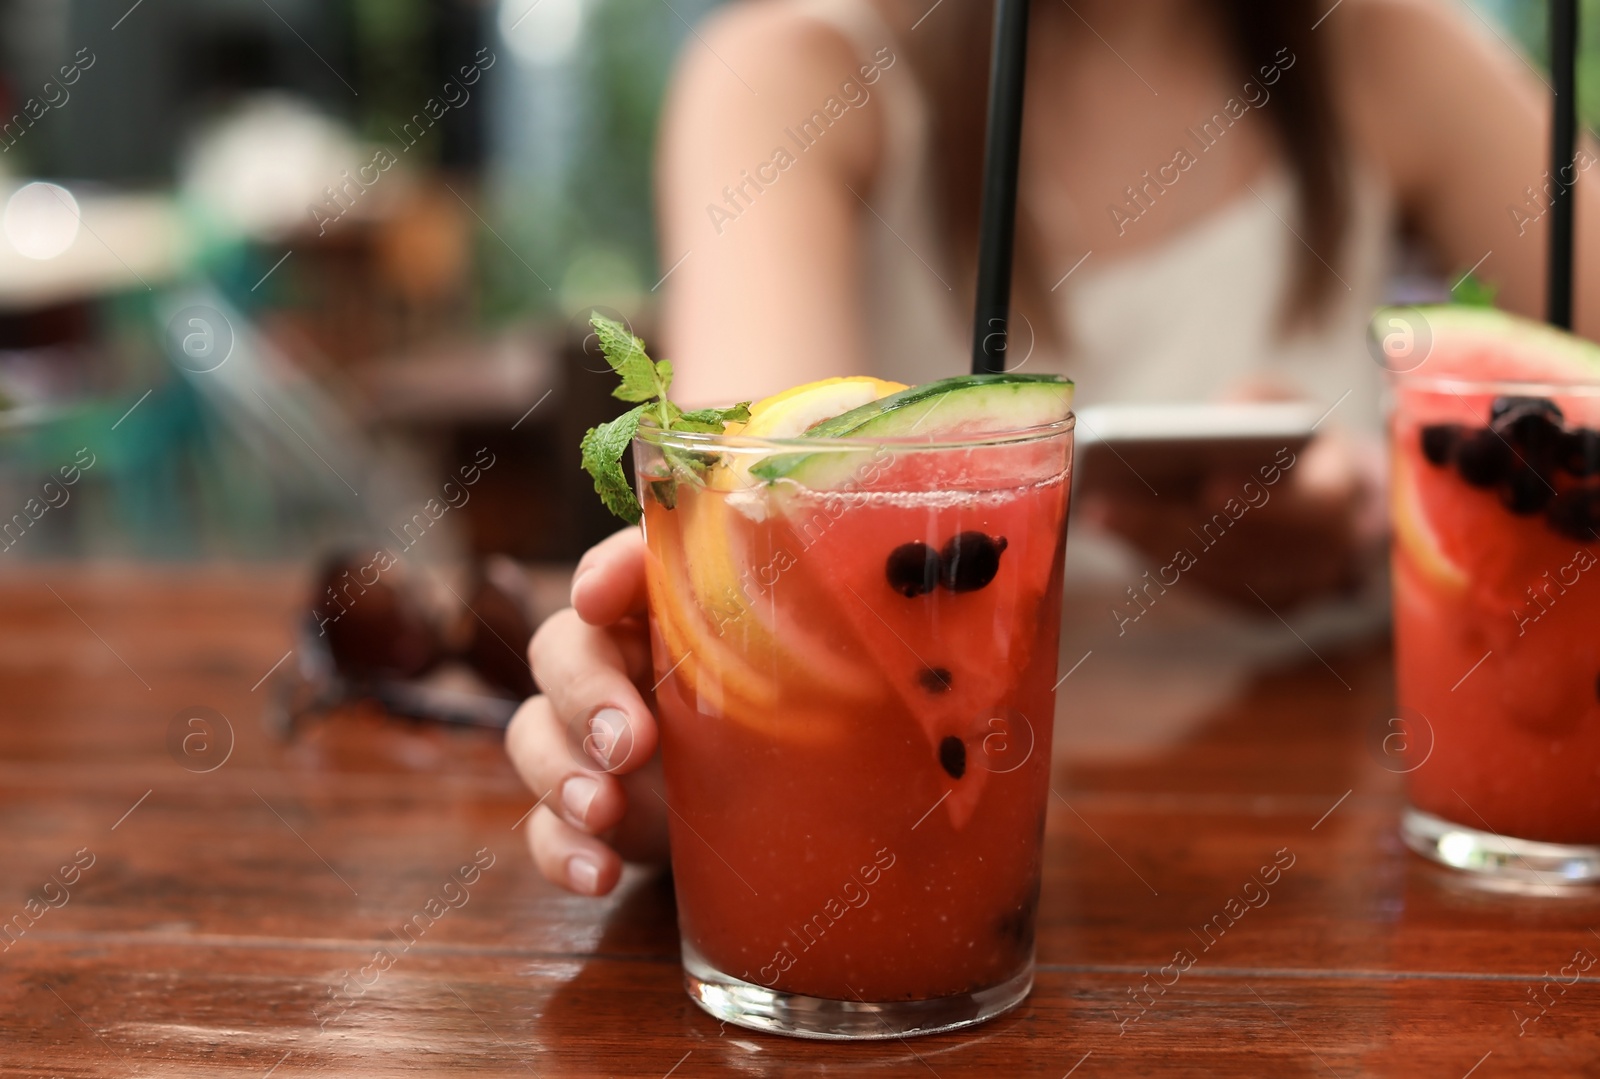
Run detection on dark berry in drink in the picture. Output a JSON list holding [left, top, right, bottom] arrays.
[[996, 885, 1039, 950], [1504, 413, 1564, 460], [940, 532, 1008, 592], [1500, 467, 1554, 515], [939, 736, 966, 779], [886, 542, 941, 597], [1548, 489, 1600, 542], [918, 667, 953, 693], [1564, 429, 1600, 477], [1454, 429, 1513, 488], [1490, 395, 1562, 424], [1420, 424, 1460, 467]]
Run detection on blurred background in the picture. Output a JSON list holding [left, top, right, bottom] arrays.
[[0, 0, 724, 570], [0, 0, 1594, 569]]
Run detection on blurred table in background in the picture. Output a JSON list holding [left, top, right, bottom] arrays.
[[2, 568, 1599, 1077]]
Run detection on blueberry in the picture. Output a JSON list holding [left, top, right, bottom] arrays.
[[1490, 396, 1563, 424], [1454, 429, 1513, 488], [1420, 424, 1461, 467], [918, 667, 953, 693], [1492, 399, 1566, 473], [886, 543, 941, 597], [1504, 413, 1565, 463], [1564, 429, 1600, 477], [1548, 489, 1600, 541], [1501, 467, 1554, 515], [940, 532, 1008, 593], [939, 736, 966, 780]]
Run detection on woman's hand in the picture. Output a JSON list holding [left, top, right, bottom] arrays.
[[506, 529, 670, 895], [1081, 431, 1386, 613]]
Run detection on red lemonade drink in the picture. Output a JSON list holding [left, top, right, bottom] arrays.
[[631, 372, 1074, 1038], [1381, 306, 1600, 883]]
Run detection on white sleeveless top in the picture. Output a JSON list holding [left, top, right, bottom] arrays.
[[803, 0, 1397, 755], [808, 0, 1395, 436]]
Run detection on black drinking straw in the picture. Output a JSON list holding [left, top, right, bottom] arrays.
[[1549, 0, 1578, 329], [970, 0, 1032, 374]]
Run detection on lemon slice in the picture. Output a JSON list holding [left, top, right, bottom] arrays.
[[646, 524, 859, 746], [718, 377, 906, 491], [651, 376, 902, 737], [736, 376, 907, 437], [1392, 451, 1469, 594], [698, 376, 903, 665]]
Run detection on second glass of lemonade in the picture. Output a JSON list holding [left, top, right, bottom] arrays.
[[633, 411, 1073, 1038], [1384, 306, 1600, 885]]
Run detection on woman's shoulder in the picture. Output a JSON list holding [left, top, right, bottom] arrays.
[[662, 0, 892, 186], [685, 0, 899, 90], [1321, 0, 1536, 107], [1322, 0, 1481, 75], [1320, 0, 1536, 190]]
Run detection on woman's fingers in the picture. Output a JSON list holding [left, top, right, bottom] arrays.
[[571, 528, 649, 626], [528, 608, 660, 776], [504, 695, 631, 835], [506, 694, 671, 890], [1086, 489, 1200, 560], [1084, 434, 1380, 610], [509, 530, 671, 896], [527, 804, 623, 896]]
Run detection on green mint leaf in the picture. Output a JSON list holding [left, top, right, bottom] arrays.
[[590, 314, 646, 371], [1452, 272, 1499, 309], [663, 444, 719, 476], [612, 360, 658, 402], [580, 404, 647, 523], [590, 314, 656, 403], [680, 403, 752, 427], [580, 315, 750, 518]]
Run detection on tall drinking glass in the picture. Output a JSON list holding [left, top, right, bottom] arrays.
[[631, 416, 1073, 1038], [1389, 365, 1600, 885]]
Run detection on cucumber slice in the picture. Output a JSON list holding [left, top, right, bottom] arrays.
[[750, 373, 1074, 486]]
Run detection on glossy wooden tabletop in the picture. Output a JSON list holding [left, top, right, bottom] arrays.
[[3, 567, 1599, 1078]]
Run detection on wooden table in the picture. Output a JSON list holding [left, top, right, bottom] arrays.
[[3, 568, 1598, 1077]]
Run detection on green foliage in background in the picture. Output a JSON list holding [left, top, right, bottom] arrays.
[[477, 0, 697, 326], [349, 0, 435, 157], [576, 0, 683, 278], [1470, 0, 1600, 132]]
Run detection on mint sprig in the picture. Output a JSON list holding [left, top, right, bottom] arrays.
[[579, 314, 750, 523], [1452, 271, 1499, 310]]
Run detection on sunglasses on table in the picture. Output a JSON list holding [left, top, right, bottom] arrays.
[[264, 552, 540, 739]]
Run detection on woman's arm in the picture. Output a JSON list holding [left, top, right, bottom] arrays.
[[655, 3, 888, 406], [1334, 0, 1600, 336]]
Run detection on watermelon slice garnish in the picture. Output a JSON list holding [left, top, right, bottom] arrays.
[[733, 374, 1074, 828], [1383, 306, 1600, 611], [646, 372, 1072, 829], [1379, 305, 1600, 393], [771, 504, 1063, 829]]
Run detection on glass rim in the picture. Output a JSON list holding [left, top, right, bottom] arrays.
[[634, 413, 1076, 453], [1389, 371, 1600, 396]]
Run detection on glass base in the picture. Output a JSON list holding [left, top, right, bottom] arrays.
[[680, 940, 1033, 1041], [1402, 807, 1600, 887]]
